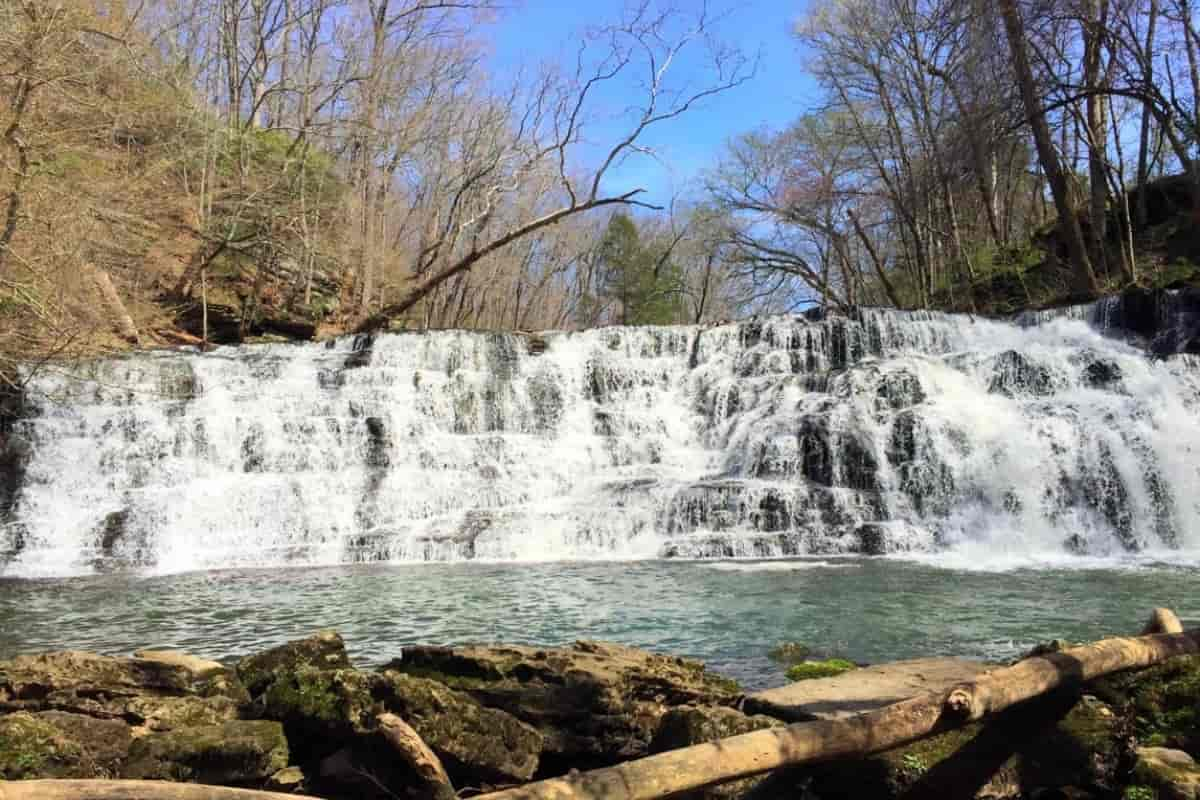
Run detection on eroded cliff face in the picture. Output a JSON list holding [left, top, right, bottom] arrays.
[[2, 292, 1199, 577]]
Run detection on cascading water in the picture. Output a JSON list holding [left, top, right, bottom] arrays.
[[2, 301, 1199, 578]]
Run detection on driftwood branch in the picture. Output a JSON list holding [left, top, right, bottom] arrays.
[[0, 781, 322, 800], [475, 621, 1200, 800], [377, 712, 457, 800]]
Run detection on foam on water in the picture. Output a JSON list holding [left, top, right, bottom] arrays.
[[2, 305, 1199, 577], [701, 560, 860, 571]]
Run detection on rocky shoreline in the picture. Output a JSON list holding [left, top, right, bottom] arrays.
[[2, 633, 1199, 799]]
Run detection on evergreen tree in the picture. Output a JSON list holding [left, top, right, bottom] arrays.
[[596, 213, 684, 326]]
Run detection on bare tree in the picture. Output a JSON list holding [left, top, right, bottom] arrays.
[[355, 2, 753, 332]]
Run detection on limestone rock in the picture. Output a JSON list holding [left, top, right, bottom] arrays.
[[378, 670, 543, 784], [256, 665, 380, 764], [134, 649, 227, 679], [36, 711, 132, 774], [988, 350, 1057, 397], [125, 693, 241, 731], [807, 693, 1121, 800], [389, 640, 740, 769], [0, 649, 244, 725], [744, 657, 990, 721], [649, 705, 784, 800], [1134, 747, 1200, 800], [122, 719, 289, 784], [1094, 653, 1200, 754], [237, 631, 352, 696], [267, 765, 308, 792], [0, 712, 100, 779], [1, 650, 192, 700]]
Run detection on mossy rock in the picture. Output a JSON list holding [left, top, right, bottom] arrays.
[[378, 671, 543, 784], [786, 659, 857, 681], [0, 650, 194, 699], [649, 705, 785, 799], [255, 665, 380, 766], [0, 649, 246, 723], [391, 641, 740, 770], [237, 631, 352, 696], [1096, 655, 1200, 754], [125, 693, 241, 731], [0, 712, 94, 779], [0, 710, 133, 778], [767, 642, 812, 665], [1132, 747, 1200, 800], [122, 720, 289, 784], [809, 692, 1121, 799], [260, 665, 378, 732]]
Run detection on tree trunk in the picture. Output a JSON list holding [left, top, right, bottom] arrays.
[[1083, 0, 1110, 277], [377, 713, 456, 800], [848, 209, 902, 308], [92, 268, 139, 344], [998, 0, 1100, 297], [0, 781, 322, 800], [1136, 0, 1159, 228], [473, 623, 1200, 800]]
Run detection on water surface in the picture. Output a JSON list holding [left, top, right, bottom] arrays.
[[3, 556, 1195, 689]]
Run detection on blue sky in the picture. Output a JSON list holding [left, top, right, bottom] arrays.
[[485, 0, 818, 206]]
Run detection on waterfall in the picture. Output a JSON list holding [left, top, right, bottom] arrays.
[[2, 303, 1199, 577]]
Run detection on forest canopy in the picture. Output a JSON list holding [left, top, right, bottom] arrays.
[[0, 0, 1197, 369]]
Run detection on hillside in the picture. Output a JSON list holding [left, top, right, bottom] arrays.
[[2, 0, 1199, 383]]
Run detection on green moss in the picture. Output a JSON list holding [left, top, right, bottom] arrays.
[[706, 672, 742, 695], [786, 659, 857, 681], [260, 666, 377, 736], [122, 720, 288, 783], [1124, 786, 1158, 800], [236, 631, 351, 696], [1100, 655, 1200, 751], [0, 713, 86, 779], [1131, 753, 1200, 799]]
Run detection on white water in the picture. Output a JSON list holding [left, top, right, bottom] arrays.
[[3, 306, 1200, 577]]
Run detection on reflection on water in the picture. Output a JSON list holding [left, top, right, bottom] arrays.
[[2, 557, 1196, 690]]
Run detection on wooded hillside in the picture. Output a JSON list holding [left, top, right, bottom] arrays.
[[0, 0, 1198, 374]]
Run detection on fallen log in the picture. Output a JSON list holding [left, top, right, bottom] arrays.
[[0, 780, 322, 800], [1143, 606, 1184, 634], [92, 268, 140, 345], [377, 712, 457, 800], [474, 620, 1200, 800]]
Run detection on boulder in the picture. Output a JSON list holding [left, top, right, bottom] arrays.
[[0, 710, 109, 777], [649, 705, 785, 800], [237, 631, 352, 696], [124, 693, 241, 731], [0, 649, 247, 727], [378, 670, 542, 785], [1133, 747, 1200, 800], [134, 649, 227, 680], [1094, 653, 1200, 754], [389, 640, 741, 770], [1081, 358, 1123, 390], [744, 657, 990, 721], [988, 350, 1056, 397], [258, 665, 379, 740], [266, 765, 308, 792], [35, 711, 132, 773], [807, 692, 1121, 800], [122, 719, 289, 784]]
